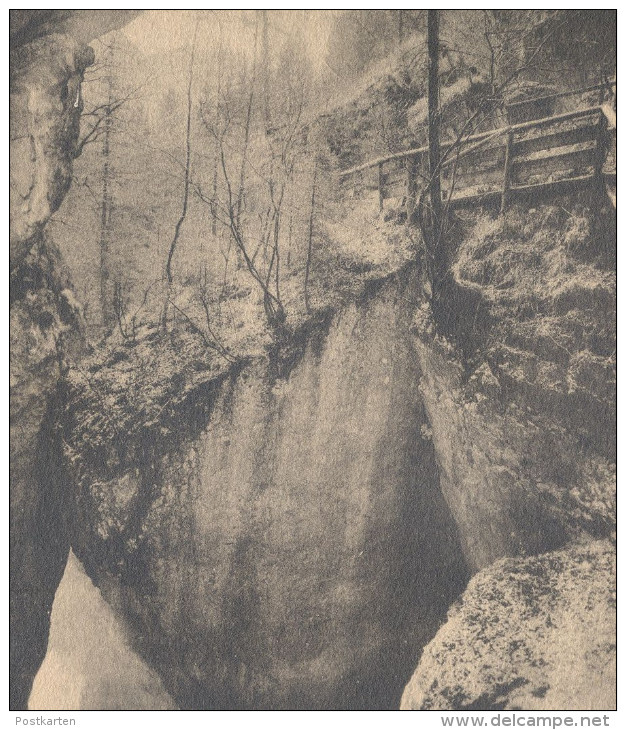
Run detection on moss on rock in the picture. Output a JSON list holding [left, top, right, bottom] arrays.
[[401, 539, 616, 711]]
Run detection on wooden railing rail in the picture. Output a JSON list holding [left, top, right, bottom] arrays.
[[341, 100, 614, 211], [340, 105, 606, 179]]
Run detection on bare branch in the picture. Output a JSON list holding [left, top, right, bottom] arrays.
[[165, 17, 199, 287]]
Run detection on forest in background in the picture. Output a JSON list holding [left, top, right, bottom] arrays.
[[51, 9, 615, 354]]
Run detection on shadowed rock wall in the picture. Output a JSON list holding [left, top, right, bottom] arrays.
[[400, 202, 616, 710], [9, 9, 141, 709], [9, 32, 91, 708], [68, 274, 470, 710]]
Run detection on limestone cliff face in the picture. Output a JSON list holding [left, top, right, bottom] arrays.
[[411, 329, 614, 572], [404, 204, 615, 573], [9, 236, 85, 709], [9, 29, 93, 709], [66, 272, 470, 710], [400, 202, 615, 710], [10, 34, 94, 270]]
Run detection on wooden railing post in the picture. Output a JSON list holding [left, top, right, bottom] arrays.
[[378, 162, 384, 212], [500, 131, 514, 214], [594, 112, 608, 179], [593, 112, 608, 200]]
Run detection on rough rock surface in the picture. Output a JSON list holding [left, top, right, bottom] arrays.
[[401, 539, 616, 710], [9, 237, 85, 709], [9, 26, 93, 710], [10, 33, 94, 270], [65, 273, 470, 710], [398, 203, 615, 712], [10, 10, 141, 50], [412, 203, 616, 571], [412, 332, 615, 572], [10, 10, 147, 708]]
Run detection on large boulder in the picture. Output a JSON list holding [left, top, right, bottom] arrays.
[[65, 276, 470, 710], [401, 539, 616, 711]]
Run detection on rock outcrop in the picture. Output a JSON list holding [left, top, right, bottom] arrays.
[[9, 28, 90, 705], [10, 32, 93, 271], [412, 322, 615, 572], [10, 10, 141, 51], [414, 204, 616, 574], [9, 237, 84, 709], [399, 201, 616, 709], [401, 539, 616, 710], [9, 10, 140, 709], [65, 272, 470, 710]]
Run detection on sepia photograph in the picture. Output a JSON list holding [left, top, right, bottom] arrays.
[[9, 8, 617, 714]]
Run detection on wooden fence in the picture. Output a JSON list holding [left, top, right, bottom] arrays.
[[340, 81, 616, 213]]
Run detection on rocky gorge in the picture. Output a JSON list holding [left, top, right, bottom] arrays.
[[59, 198, 615, 710], [10, 10, 616, 712]]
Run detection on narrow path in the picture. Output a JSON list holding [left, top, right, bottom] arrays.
[[29, 551, 177, 711]]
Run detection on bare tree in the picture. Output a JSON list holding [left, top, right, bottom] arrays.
[[235, 18, 258, 233], [421, 10, 447, 299], [165, 19, 199, 287], [98, 40, 117, 332], [194, 18, 312, 331], [161, 18, 199, 328]]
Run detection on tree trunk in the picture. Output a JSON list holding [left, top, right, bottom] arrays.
[[165, 22, 197, 286], [236, 18, 258, 235], [99, 44, 115, 332], [287, 213, 292, 269], [162, 18, 198, 328], [211, 29, 222, 239], [427, 10, 442, 230], [261, 10, 271, 135]]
